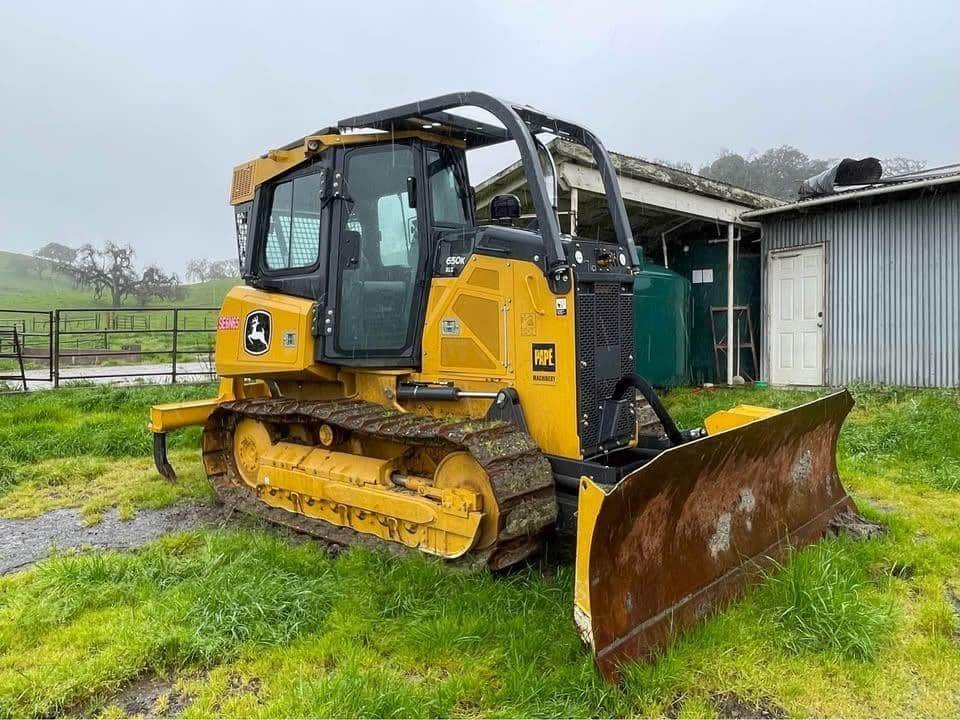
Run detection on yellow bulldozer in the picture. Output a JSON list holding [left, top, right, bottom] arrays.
[[150, 92, 857, 679]]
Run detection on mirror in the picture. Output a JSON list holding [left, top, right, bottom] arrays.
[[490, 194, 521, 223]]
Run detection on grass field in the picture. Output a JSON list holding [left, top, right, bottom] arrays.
[[0, 250, 235, 309], [0, 250, 237, 372], [0, 384, 958, 717]]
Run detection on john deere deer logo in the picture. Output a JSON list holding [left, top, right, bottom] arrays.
[[532, 343, 557, 372], [244, 310, 271, 355]]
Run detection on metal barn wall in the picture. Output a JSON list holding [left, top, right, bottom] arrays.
[[761, 188, 960, 387]]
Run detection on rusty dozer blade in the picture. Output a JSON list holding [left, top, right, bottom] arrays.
[[574, 390, 855, 681]]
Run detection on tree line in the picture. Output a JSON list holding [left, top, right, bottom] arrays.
[[33, 241, 238, 307], [185, 257, 241, 283], [655, 147, 926, 201]]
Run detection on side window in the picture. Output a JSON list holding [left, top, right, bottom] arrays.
[[376, 192, 417, 266], [264, 172, 322, 270], [427, 148, 468, 226]]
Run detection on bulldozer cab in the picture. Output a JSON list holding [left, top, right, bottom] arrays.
[[234, 92, 640, 368], [240, 138, 454, 363]]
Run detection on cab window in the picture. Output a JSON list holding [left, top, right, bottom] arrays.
[[426, 147, 469, 226], [264, 172, 322, 270], [376, 192, 417, 265]]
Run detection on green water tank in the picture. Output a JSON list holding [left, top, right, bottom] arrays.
[[633, 265, 691, 387]]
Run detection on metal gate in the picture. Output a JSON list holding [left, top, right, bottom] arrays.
[[0, 310, 54, 391], [0, 307, 218, 392]]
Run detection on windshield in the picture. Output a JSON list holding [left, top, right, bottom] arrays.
[[426, 147, 469, 226]]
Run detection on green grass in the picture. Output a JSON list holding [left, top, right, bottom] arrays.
[[757, 539, 895, 660], [0, 450, 211, 524], [665, 384, 960, 492], [0, 384, 215, 523], [1, 249, 237, 372], [841, 388, 960, 491], [0, 250, 93, 308], [0, 250, 237, 309], [0, 384, 957, 717], [0, 383, 215, 467]]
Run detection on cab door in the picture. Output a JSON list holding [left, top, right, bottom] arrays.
[[324, 141, 428, 364]]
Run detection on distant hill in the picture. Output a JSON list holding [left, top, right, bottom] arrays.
[[0, 250, 238, 309], [182, 277, 238, 307]]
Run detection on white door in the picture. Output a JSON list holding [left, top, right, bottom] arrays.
[[769, 246, 824, 385]]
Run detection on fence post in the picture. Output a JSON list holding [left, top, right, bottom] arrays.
[[47, 311, 54, 383], [171, 308, 179, 384], [53, 309, 60, 388], [13, 328, 27, 392]]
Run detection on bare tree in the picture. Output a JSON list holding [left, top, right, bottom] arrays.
[[62, 242, 181, 306], [133, 265, 183, 304], [186, 257, 211, 283], [186, 256, 240, 282], [208, 258, 240, 279], [65, 242, 137, 306], [650, 157, 694, 173]]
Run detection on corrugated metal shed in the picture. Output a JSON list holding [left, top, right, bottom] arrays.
[[758, 183, 960, 387]]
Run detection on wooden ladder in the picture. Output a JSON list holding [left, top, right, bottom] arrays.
[[709, 305, 758, 383]]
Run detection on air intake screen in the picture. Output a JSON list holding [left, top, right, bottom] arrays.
[[231, 162, 255, 204]]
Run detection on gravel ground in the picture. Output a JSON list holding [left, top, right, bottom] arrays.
[[0, 503, 227, 574], [16, 361, 213, 391]]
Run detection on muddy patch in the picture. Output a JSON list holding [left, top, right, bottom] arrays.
[[947, 585, 960, 639], [664, 691, 684, 719], [109, 674, 193, 717], [0, 503, 226, 574], [211, 672, 264, 713], [62, 673, 194, 718], [827, 510, 885, 541], [712, 691, 787, 719]]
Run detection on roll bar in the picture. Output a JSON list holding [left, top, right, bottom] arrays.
[[339, 92, 641, 285]]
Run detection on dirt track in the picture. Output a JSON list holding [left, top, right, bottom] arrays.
[[0, 503, 226, 574]]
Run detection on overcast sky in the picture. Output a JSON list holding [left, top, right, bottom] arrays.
[[1, 0, 957, 274]]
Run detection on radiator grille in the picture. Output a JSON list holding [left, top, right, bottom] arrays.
[[575, 281, 635, 456]]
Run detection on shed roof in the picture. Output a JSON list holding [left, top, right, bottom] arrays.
[[476, 138, 782, 210], [741, 167, 960, 220]]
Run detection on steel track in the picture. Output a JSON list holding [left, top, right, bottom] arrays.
[[202, 398, 558, 570]]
